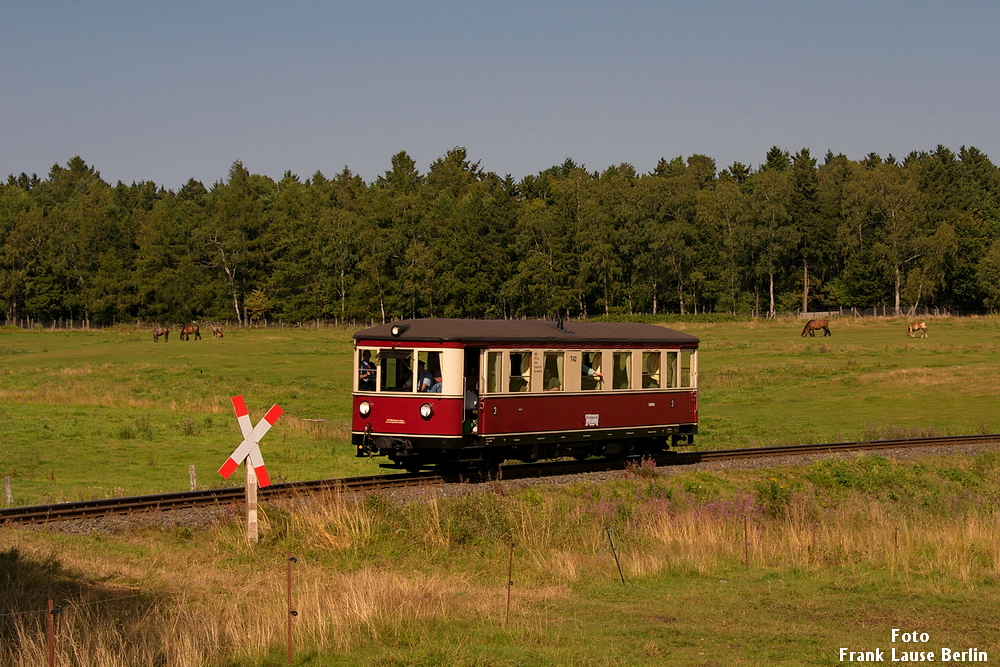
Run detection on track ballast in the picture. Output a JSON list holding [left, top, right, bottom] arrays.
[[2, 433, 998, 526]]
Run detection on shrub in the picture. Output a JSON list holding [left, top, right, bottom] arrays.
[[755, 477, 792, 518]]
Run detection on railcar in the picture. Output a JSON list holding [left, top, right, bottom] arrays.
[[352, 318, 699, 471]]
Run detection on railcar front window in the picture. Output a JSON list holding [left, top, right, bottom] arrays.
[[508, 351, 531, 392], [642, 352, 660, 388], [380, 349, 414, 392], [543, 351, 563, 391], [357, 348, 378, 392], [581, 351, 603, 390], [612, 352, 631, 390]]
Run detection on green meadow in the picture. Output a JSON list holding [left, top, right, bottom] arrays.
[[4, 316, 1000, 666], [2, 316, 1000, 505]]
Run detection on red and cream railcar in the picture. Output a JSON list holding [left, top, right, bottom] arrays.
[[352, 319, 699, 470]]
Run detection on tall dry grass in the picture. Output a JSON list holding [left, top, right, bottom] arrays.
[[5, 454, 1000, 666], [2, 541, 500, 667], [629, 494, 1000, 581]]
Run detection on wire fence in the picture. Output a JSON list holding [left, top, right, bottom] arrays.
[[1, 307, 972, 331]]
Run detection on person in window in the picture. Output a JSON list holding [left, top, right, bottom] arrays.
[[543, 368, 561, 391], [416, 360, 434, 392], [429, 370, 443, 393], [464, 381, 479, 411], [358, 350, 376, 391], [581, 354, 603, 390]]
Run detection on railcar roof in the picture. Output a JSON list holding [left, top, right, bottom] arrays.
[[353, 318, 699, 345]]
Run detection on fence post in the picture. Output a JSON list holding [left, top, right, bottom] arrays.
[[4, 475, 11, 505], [287, 553, 297, 665], [744, 517, 750, 569], [47, 600, 57, 667], [505, 542, 516, 626], [605, 526, 626, 584], [189, 465, 196, 492]]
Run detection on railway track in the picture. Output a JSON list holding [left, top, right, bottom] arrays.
[[2, 433, 997, 526]]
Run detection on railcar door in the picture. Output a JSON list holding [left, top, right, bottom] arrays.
[[463, 348, 482, 427]]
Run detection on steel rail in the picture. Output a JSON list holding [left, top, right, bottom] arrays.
[[0, 472, 444, 525], [2, 434, 998, 525]]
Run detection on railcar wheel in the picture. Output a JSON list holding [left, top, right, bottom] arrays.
[[466, 450, 503, 478], [402, 460, 424, 473]]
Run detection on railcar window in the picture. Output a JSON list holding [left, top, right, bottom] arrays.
[[681, 349, 695, 387], [641, 352, 660, 388], [357, 348, 378, 392], [508, 351, 531, 392], [666, 351, 678, 388], [416, 351, 442, 392], [581, 351, 603, 390], [486, 351, 502, 394], [380, 349, 414, 392], [612, 352, 631, 389], [543, 351, 563, 391]]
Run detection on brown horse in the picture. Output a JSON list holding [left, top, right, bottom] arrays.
[[179, 325, 201, 341], [211, 325, 224, 338], [152, 327, 169, 343], [801, 319, 831, 337], [907, 322, 928, 338]]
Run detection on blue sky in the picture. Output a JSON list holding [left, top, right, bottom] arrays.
[[2, 1, 997, 189]]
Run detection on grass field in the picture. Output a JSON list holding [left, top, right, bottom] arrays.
[[3, 315, 1000, 505], [0, 325, 368, 504], [3, 316, 1000, 666]]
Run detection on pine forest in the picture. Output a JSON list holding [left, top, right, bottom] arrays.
[[3, 145, 1000, 326]]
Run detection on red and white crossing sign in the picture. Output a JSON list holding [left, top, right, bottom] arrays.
[[218, 395, 283, 488]]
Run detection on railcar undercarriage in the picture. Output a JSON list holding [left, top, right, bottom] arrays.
[[354, 427, 696, 472]]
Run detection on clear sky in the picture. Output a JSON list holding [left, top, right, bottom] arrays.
[[2, 1, 997, 190]]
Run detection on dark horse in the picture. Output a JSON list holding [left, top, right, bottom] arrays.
[[801, 319, 831, 337], [152, 327, 169, 343], [180, 325, 201, 341]]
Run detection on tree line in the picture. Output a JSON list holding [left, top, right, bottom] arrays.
[[3, 145, 1000, 326]]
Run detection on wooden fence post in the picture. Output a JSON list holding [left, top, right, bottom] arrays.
[[744, 517, 750, 569], [287, 553, 298, 664], [47, 600, 56, 667], [505, 543, 516, 626]]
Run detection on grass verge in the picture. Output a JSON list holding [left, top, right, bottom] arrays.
[[3, 450, 1000, 665]]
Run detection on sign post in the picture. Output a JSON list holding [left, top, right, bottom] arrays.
[[219, 395, 282, 543], [245, 462, 258, 543]]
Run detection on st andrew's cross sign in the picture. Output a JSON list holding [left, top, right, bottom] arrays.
[[218, 395, 283, 487]]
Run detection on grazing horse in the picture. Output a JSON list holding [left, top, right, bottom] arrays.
[[152, 327, 169, 343], [907, 322, 928, 338], [180, 325, 201, 341], [211, 325, 224, 339], [801, 319, 832, 337]]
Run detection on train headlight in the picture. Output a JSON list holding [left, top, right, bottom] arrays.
[[419, 403, 434, 420], [390, 323, 409, 337], [359, 401, 372, 417]]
